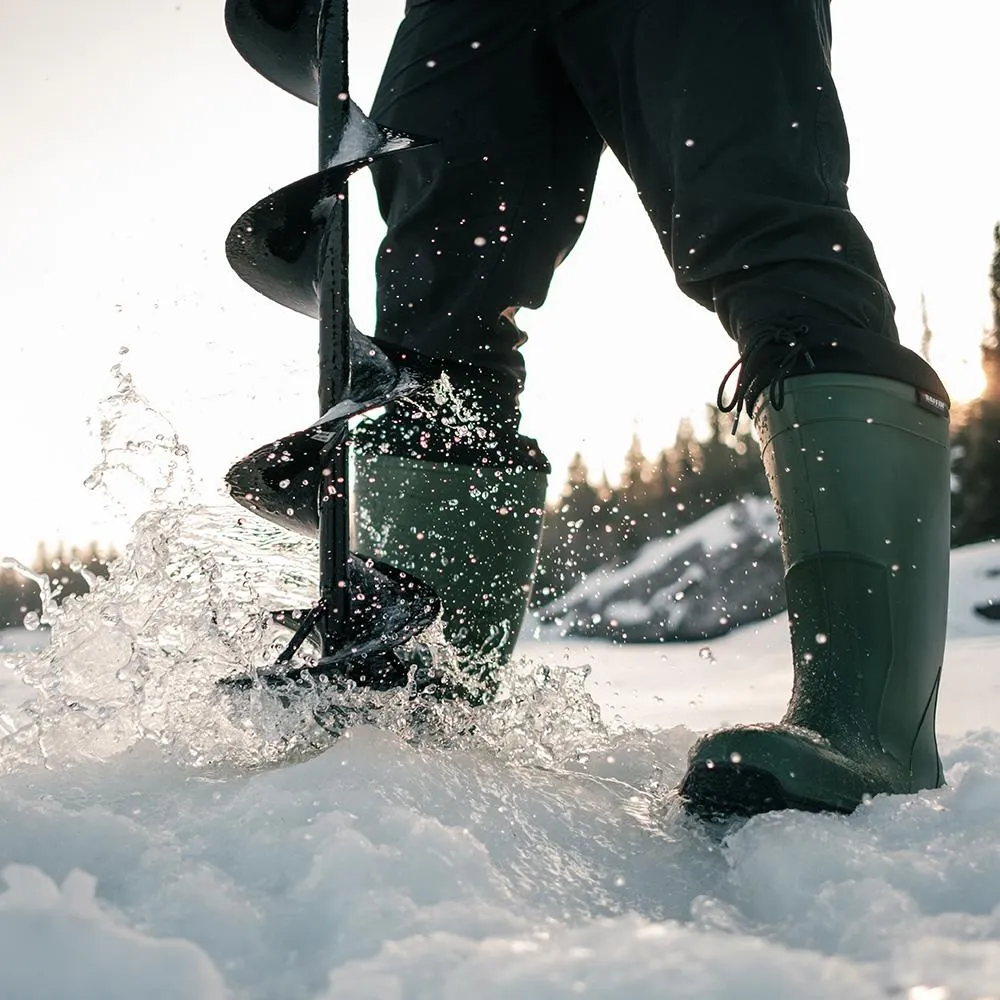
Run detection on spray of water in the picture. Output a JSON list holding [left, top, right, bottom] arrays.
[[0, 363, 621, 785]]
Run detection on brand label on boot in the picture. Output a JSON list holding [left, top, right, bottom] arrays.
[[915, 389, 949, 417]]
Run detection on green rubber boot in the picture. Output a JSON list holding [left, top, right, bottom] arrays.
[[680, 371, 951, 817], [352, 446, 548, 702]]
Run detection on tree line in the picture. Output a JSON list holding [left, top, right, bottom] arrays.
[[2, 226, 1000, 629], [531, 408, 767, 606], [0, 542, 117, 631]]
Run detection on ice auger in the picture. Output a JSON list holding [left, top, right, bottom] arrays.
[[222, 0, 441, 686]]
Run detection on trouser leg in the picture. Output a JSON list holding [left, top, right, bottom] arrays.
[[552, 0, 897, 351], [361, 2, 604, 678], [548, 0, 950, 816], [369, 0, 605, 398]]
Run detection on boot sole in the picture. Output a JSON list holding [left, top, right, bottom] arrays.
[[679, 762, 852, 821]]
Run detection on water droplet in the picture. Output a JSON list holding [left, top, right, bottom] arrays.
[[729, 751, 742, 764], [815, 632, 828, 644], [22, 611, 40, 631]]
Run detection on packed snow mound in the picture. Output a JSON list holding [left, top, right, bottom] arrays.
[[534, 496, 783, 642], [534, 500, 1000, 645], [0, 504, 999, 997], [0, 864, 225, 1000], [0, 722, 999, 998]]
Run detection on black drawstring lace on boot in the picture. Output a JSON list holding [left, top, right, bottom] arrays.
[[717, 325, 819, 432]]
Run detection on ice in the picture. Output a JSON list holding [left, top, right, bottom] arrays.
[[0, 510, 999, 997]]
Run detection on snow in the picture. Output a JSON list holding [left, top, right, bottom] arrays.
[[0, 507, 999, 999]]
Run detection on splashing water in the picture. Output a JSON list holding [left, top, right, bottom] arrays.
[[0, 505, 308, 771], [0, 367, 615, 784], [82, 349, 194, 519], [0, 504, 616, 780]]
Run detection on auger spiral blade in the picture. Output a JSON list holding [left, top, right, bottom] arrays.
[[225, 0, 322, 104], [224, 111, 433, 319], [219, 0, 441, 689], [224, 330, 429, 538]]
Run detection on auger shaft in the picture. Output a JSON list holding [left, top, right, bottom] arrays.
[[315, 0, 351, 640], [222, 0, 441, 686]]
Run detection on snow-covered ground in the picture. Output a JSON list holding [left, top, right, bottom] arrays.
[[1, 506, 999, 999]]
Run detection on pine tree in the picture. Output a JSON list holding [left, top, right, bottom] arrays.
[[611, 432, 653, 557], [534, 453, 608, 604], [985, 222, 1000, 399], [920, 292, 934, 363], [619, 431, 651, 495], [952, 222, 1000, 546], [531, 406, 771, 606]]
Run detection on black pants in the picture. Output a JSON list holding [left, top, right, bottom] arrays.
[[369, 0, 898, 400]]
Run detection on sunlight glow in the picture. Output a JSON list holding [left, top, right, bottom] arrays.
[[1, 0, 999, 558]]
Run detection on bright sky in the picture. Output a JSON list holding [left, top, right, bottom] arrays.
[[2, 0, 999, 564]]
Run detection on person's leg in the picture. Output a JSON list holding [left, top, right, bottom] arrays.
[[553, 0, 952, 814], [680, 372, 951, 817], [554, 0, 894, 349], [357, 1, 605, 687], [369, 0, 604, 396]]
